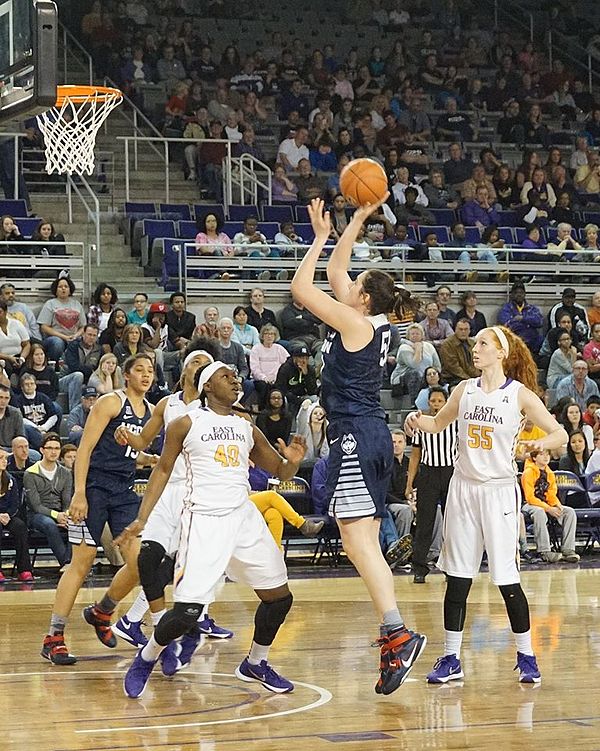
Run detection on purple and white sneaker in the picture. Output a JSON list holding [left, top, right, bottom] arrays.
[[159, 641, 181, 677], [427, 654, 465, 684], [124, 650, 156, 698], [113, 616, 148, 648], [197, 615, 234, 639], [515, 652, 541, 684], [235, 658, 294, 693], [175, 627, 205, 672]]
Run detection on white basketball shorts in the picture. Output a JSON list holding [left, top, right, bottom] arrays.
[[142, 480, 184, 556], [173, 500, 288, 604], [437, 473, 521, 586]]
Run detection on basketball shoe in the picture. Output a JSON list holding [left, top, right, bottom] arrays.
[[197, 615, 234, 639], [375, 627, 427, 695], [159, 641, 181, 677], [235, 658, 294, 693], [426, 654, 464, 684], [515, 652, 541, 683], [176, 626, 205, 671], [124, 650, 157, 698], [41, 633, 77, 666], [82, 604, 117, 648], [113, 616, 148, 648]]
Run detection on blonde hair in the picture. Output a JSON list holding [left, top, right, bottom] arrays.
[[92, 353, 124, 390]]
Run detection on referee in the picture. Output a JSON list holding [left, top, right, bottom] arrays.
[[406, 387, 458, 584]]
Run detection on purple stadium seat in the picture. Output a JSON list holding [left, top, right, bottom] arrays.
[[0, 199, 28, 217], [419, 225, 450, 243], [193, 204, 225, 223], [263, 205, 294, 223], [178, 220, 197, 238], [159, 203, 191, 221], [498, 227, 515, 244], [464, 226, 482, 244], [429, 208, 457, 226], [228, 204, 259, 221]]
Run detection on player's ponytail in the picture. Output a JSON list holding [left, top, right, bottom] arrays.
[[361, 270, 419, 318], [490, 325, 538, 392]]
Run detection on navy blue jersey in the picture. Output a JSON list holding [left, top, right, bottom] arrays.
[[88, 391, 151, 483], [321, 313, 391, 420]]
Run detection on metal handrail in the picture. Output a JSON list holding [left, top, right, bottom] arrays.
[[65, 174, 100, 273], [235, 154, 273, 207], [117, 135, 234, 203], [0, 243, 88, 299], [59, 23, 93, 85]]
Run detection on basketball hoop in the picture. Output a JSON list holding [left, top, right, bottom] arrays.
[[36, 85, 123, 176]]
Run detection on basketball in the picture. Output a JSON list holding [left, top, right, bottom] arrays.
[[339, 158, 388, 206]]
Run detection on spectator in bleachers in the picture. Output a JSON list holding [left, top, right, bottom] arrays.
[[0, 215, 27, 257], [547, 328, 578, 389], [31, 220, 66, 257], [520, 166, 556, 209], [498, 281, 543, 354], [277, 126, 310, 173], [325, 154, 350, 200], [551, 165, 578, 208], [142, 302, 179, 374], [244, 288, 276, 332], [250, 324, 289, 407], [549, 287, 590, 340], [394, 187, 435, 226], [217, 45, 241, 80], [305, 49, 330, 90], [583, 322, 600, 385], [540, 312, 583, 369], [195, 45, 217, 83], [296, 399, 329, 464], [272, 163, 299, 204], [194, 212, 234, 257], [352, 111, 378, 154], [279, 80, 309, 122], [584, 106, 600, 145], [193, 305, 220, 340], [0, 298, 29, 375], [255, 388, 292, 448], [523, 103, 550, 148], [234, 126, 265, 161], [547, 224, 583, 259], [309, 136, 337, 173], [308, 93, 334, 130], [113, 324, 150, 366], [62, 323, 101, 386], [559, 398, 595, 452], [462, 185, 500, 229], [12, 373, 59, 450], [332, 98, 355, 137], [217, 316, 248, 380], [558, 429, 590, 478], [544, 147, 566, 180], [65, 386, 97, 446], [421, 301, 453, 348], [497, 99, 526, 144], [293, 159, 327, 205], [275, 344, 319, 414], [555, 359, 599, 411], [333, 69, 354, 104], [99, 307, 128, 354], [456, 290, 487, 336], [1, 284, 40, 341], [461, 164, 498, 203], [87, 353, 124, 395], [0, 448, 33, 582], [19, 343, 73, 415], [443, 142, 475, 188], [363, 204, 395, 243], [434, 97, 474, 142], [223, 112, 243, 144], [183, 107, 209, 181], [435, 285, 457, 327], [232, 306, 259, 355], [521, 448, 580, 564], [166, 292, 196, 351], [334, 128, 354, 161], [552, 192, 579, 229], [164, 81, 189, 136], [198, 120, 227, 200], [37, 275, 87, 363], [439, 318, 478, 387], [391, 166, 428, 207], [274, 222, 306, 255], [0, 382, 25, 450], [156, 45, 187, 86], [397, 96, 431, 142], [414, 367, 448, 411], [422, 168, 459, 210], [418, 54, 445, 101], [575, 150, 600, 196], [391, 322, 441, 400], [588, 291, 600, 330], [515, 223, 548, 261], [519, 189, 551, 228], [87, 283, 118, 334], [376, 110, 409, 155], [184, 82, 207, 117], [353, 64, 381, 103], [127, 292, 148, 326], [24, 432, 72, 570], [492, 164, 518, 208], [570, 136, 590, 172]]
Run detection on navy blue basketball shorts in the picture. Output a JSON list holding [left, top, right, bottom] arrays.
[[325, 416, 393, 520], [68, 471, 141, 547]]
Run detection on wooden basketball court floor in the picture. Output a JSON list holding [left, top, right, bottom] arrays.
[[2, 567, 600, 751]]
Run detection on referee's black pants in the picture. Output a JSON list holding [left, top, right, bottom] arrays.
[[412, 465, 453, 578]]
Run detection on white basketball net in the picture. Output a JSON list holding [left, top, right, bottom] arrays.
[[36, 88, 123, 176]]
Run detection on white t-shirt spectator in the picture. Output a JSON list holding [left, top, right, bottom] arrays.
[[37, 297, 86, 338], [277, 138, 310, 170], [0, 318, 29, 356]]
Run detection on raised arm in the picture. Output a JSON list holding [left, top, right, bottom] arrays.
[[289, 199, 374, 344], [326, 194, 389, 303]]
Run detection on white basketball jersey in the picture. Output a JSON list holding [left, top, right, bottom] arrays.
[[182, 407, 254, 514], [163, 392, 201, 483], [455, 377, 524, 485]]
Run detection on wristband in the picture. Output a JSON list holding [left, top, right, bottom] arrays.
[[50, 510, 58, 520]]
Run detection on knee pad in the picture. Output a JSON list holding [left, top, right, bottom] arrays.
[[498, 583, 530, 633], [498, 583, 524, 600], [157, 555, 175, 592], [445, 575, 472, 603], [155, 601, 204, 645], [138, 540, 167, 602], [254, 592, 293, 646]]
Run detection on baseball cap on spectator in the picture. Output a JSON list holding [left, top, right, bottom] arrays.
[[292, 345, 310, 356], [82, 386, 97, 398], [149, 302, 169, 314], [562, 287, 576, 298]]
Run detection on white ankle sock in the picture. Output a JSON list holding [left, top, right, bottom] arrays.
[[444, 629, 463, 658], [514, 630, 534, 656], [150, 609, 166, 626], [125, 591, 149, 623], [248, 641, 270, 665], [141, 635, 165, 662]]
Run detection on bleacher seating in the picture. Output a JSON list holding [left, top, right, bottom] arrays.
[[0, 198, 28, 217]]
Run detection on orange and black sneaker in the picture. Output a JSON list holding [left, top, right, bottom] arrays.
[[41, 633, 77, 665], [82, 604, 117, 648], [375, 627, 427, 695]]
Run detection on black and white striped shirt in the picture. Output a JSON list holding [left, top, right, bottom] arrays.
[[412, 421, 459, 467]]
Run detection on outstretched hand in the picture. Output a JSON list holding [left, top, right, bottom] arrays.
[[277, 434, 307, 465], [114, 518, 145, 547], [403, 410, 422, 438], [307, 198, 331, 242]]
